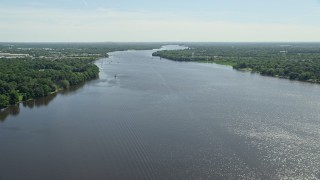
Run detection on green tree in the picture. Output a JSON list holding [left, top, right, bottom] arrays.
[[33, 87, 44, 98], [9, 90, 19, 105], [60, 80, 70, 89], [0, 94, 9, 108]]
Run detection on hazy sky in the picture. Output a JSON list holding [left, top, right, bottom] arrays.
[[1, 0, 320, 42]]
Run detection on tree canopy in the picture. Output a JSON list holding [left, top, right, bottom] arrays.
[[153, 43, 320, 83], [0, 58, 99, 108]]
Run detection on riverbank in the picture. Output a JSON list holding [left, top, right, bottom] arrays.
[[0, 57, 100, 109], [152, 43, 320, 85], [192, 60, 237, 66]]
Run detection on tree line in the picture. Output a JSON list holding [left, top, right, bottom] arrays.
[[153, 43, 320, 83], [0, 58, 99, 108]]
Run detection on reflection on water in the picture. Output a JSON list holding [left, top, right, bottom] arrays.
[[0, 105, 20, 121], [0, 81, 89, 122], [22, 93, 57, 109]]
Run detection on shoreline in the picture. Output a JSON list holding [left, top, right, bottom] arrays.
[[0, 57, 104, 112], [153, 54, 320, 85], [0, 77, 100, 112]]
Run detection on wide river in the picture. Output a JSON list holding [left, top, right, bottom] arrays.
[[1, 45, 320, 179]]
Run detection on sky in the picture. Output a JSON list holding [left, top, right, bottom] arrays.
[[1, 0, 320, 42]]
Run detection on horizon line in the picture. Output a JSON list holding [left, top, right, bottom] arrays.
[[1, 41, 320, 44]]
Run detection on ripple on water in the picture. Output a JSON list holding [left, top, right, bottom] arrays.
[[225, 110, 320, 179]]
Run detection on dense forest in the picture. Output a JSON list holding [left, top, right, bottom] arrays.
[[0, 42, 165, 109], [0, 58, 99, 108], [153, 43, 320, 83]]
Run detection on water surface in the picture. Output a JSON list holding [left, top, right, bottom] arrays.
[[1, 45, 320, 179]]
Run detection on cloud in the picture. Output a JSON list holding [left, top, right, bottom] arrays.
[[0, 6, 320, 42]]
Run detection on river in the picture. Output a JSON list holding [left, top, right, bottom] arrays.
[[1, 45, 320, 179]]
